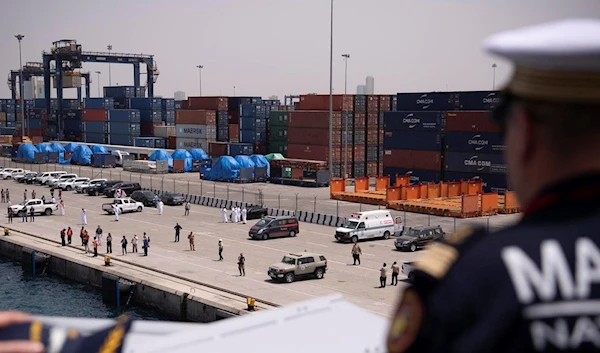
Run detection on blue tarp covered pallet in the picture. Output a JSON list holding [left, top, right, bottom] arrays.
[[250, 154, 270, 180], [17, 143, 38, 162], [63, 142, 79, 152], [91, 145, 108, 154], [189, 148, 209, 161], [149, 149, 173, 169], [203, 156, 240, 181], [72, 145, 93, 165], [234, 155, 256, 180], [171, 149, 193, 172]]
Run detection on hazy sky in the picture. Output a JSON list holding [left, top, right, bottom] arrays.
[[1, 0, 599, 100]]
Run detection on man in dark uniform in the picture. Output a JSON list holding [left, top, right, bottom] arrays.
[[387, 19, 600, 353]]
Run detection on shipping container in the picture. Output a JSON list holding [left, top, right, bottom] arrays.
[[0, 112, 7, 122], [443, 171, 508, 192], [342, 112, 354, 130], [269, 111, 288, 126], [288, 111, 342, 129], [176, 138, 209, 150], [268, 125, 287, 141], [354, 95, 366, 113], [107, 109, 141, 123], [383, 111, 445, 131], [444, 131, 505, 154], [268, 141, 287, 156], [167, 136, 176, 149], [62, 99, 81, 110], [287, 144, 331, 162], [366, 145, 379, 162], [83, 98, 114, 110], [354, 112, 366, 129], [108, 122, 140, 135], [84, 121, 107, 134], [383, 130, 442, 151], [208, 142, 228, 157], [228, 97, 262, 111], [103, 86, 137, 99], [382, 149, 441, 171], [287, 127, 340, 146], [83, 109, 108, 122], [229, 124, 239, 141], [353, 145, 365, 163], [297, 94, 354, 111], [161, 98, 175, 110], [139, 109, 162, 123], [62, 109, 83, 120], [366, 112, 378, 130], [217, 126, 229, 142], [396, 92, 459, 111], [176, 124, 208, 139], [353, 162, 366, 178], [239, 130, 267, 144], [64, 120, 84, 132], [458, 91, 500, 111], [186, 96, 228, 111], [445, 111, 500, 133], [174, 101, 184, 110], [239, 117, 267, 131], [140, 122, 163, 137], [366, 161, 378, 176], [134, 137, 164, 148], [85, 132, 108, 144], [331, 163, 342, 179], [91, 153, 116, 168], [220, 110, 231, 125], [175, 110, 216, 125], [353, 129, 365, 145], [6, 113, 15, 122], [108, 134, 135, 146], [206, 125, 217, 141], [240, 103, 268, 118], [444, 152, 506, 175], [228, 143, 254, 156], [366, 95, 378, 112], [379, 95, 392, 112], [161, 110, 175, 122], [383, 167, 442, 185], [367, 130, 378, 145]]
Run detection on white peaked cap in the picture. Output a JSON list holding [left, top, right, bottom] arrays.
[[483, 19, 600, 102]]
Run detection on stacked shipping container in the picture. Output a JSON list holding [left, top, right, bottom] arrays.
[[239, 103, 269, 155], [161, 98, 176, 126], [268, 111, 288, 156], [175, 109, 217, 150]]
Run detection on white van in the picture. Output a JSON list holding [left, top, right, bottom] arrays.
[[111, 150, 130, 166], [37, 171, 67, 185], [334, 210, 403, 243]]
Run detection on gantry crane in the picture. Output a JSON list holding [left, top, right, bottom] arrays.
[[43, 39, 159, 138]]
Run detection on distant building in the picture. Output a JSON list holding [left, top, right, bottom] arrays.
[[365, 76, 374, 94], [356, 85, 366, 94], [174, 91, 186, 101]]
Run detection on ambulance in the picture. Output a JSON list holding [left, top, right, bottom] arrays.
[[334, 210, 403, 243]]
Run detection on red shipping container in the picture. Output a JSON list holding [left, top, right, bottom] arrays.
[[228, 111, 239, 125], [208, 142, 228, 156], [297, 95, 354, 111], [378, 95, 391, 112], [287, 127, 341, 146], [378, 161, 383, 176], [340, 144, 353, 165], [367, 130, 378, 145], [353, 145, 365, 162], [287, 144, 342, 162], [288, 111, 342, 129], [366, 112, 379, 130], [229, 124, 239, 141], [367, 161, 378, 176], [167, 136, 177, 149], [354, 113, 366, 129], [445, 111, 500, 133], [176, 110, 216, 125], [366, 95, 379, 112], [83, 109, 108, 122], [382, 149, 441, 171], [185, 96, 227, 111], [141, 122, 162, 136]]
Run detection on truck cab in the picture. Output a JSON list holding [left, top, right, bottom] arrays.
[[335, 210, 402, 243], [111, 150, 130, 166], [102, 198, 144, 214]]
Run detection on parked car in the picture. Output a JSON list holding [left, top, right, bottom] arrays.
[[37, 171, 66, 185], [246, 206, 268, 220], [131, 190, 156, 207], [249, 216, 299, 240], [0, 168, 24, 180], [101, 198, 144, 214], [11, 170, 31, 181], [76, 178, 107, 194], [9, 199, 59, 217], [160, 192, 185, 206], [57, 177, 90, 191], [87, 180, 123, 196], [335, 210, 403, 243], [16, 172, 37, 183], [23, 173, 40, 184], [103, 182, 141, 198], [394, 225, 445, 252], [402, 261, 415, 282], [47, 173, 78, 187], [268, 252, 328, 283]]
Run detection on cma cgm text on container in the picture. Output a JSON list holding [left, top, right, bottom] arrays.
[[444, 131, 505, 154], [395, 91, 500, 111], [383, 111, 445, 131], [444, 152, 506, 175]]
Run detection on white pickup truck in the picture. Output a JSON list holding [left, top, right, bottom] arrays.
[[10, 199, 59, 217], [401, 261, 415, 282], [102, 198, 144, 214]]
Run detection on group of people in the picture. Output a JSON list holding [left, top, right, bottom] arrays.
[[60, 224, 151, 257], [221, 206, 247, 224], [0, 188, 9, 202]]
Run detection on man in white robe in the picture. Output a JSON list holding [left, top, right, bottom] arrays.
[[241, 207, 247, 224], [221, 208, 228, 223], [81, 208, 87, 225]]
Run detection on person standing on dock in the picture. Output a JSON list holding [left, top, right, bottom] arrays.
[[153, 194, 159, 208], [174, 223, 182, 242], [28, 207, 34, 223], [106, 233, 113, 254], [31, 190, 36, 200], [21, 208, 27, 223], [113, 204, 120, 222], [157, 200, 164, 215], [351, 240, 362, 265], [67, 227, 72, 244], [379, 263, 387, 288], [23, 189, 27, 201], [142, 235, 149, 256], [83, 231, 90, 254], [7, 208, 13, 224], [80, 227, 85, 245], [188, 232, 195, 251], [121, 236, 128, 255], [59, 199, 65, 216], [92, 237, 98, 257], [60, 229, 66, 246], [221, 207, 228, 223], [95, 225, 103, 246], [131, 234, 138, 253], [237, 253, 246, 276], [241, 207, 247, 224], [80, 208, 87, 225], [58, 188, 62, 200], [218, 239, 224, 260], [1, 189, 5, 203], [50, 186, 54, 199], [184, 201, 190, 216], [391, 262, 399, 286], [5, 189, 9, 202]]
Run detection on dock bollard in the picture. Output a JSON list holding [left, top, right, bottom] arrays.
[[246, 297, 256, 311]]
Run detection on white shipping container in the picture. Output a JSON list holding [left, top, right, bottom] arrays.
[[176, 124, 207, 139], [154, 125, 176, 138], [206, 125, 217, 140], [176, 138, 208, 150]]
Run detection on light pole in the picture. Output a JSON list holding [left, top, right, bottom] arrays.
[[341, 53, 350, 177], [492, 63, 497, 90], [342, 54, 350, 94], [233, 86, 236, 96], [328, 0, 334, 177], [196, 65, 203, 96], [95, 71, 101, 97], [15, 34, 25, 138], [107, 44, 113, 86]]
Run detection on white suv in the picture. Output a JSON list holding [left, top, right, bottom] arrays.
[[47, 173, 78, 188], [0, 168, 24, 179], [38, 171, 66, 185], [76, 178, 107, 194], [57, 177, 90, 191]]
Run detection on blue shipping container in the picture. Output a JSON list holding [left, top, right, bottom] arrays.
[[62, 109, 83, 120], [108, 109, 141, 123], [5, 113, 15, 121], [383, 111, 444, 131], [108, 122, 140, 134], [85, 133, 108, 144], [104, 86, 136, 99], [396, 92, 459, 111], [134, 137, 156, 148], [240, 103, 268, 117], [128, 98, 162, 110], [228, 97, 262, 110], [443, 171, 508, 193], [6, 121, 15, 128], [444, 152, 506, 175], [444, 131, 505, 154], [84, 121, 107, 134], [239, 117, 268, 131], [383, 130, 441, 151], [139, 109, 162, 122], [383, 167, 442, 185], [0, 127, 15, 135], [62, 99, 80, 110], [161, 99, 175, 110], [458, 91, 500, 111], [84, 98, 115, 110], [239, 130, 266, 144], [154, 138, 166, 149], [228, 143, 254, 156], [161, 110, 175, 121], [108, 134, 135, 146], [64, 120, 84, 132], [217, 111, 228, 126], [217, 126, 229, 142]]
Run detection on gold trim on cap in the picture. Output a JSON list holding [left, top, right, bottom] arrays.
[[508, 65, 600, 103]]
